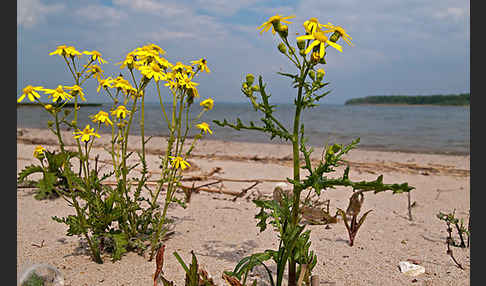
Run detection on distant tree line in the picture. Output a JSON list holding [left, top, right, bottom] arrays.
[[345, 93, 470, 106]]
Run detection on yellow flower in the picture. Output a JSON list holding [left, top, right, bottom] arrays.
[[129, 44, 166, 67], [43, 85, 73, 102], [196, 122, 213, 135], [322, 22, 354, 46], [143, 43, 165, 55], [168, 156, 191, 170], [18, 85, 44, 103], [297, 30, 343, 59], [91, 110, 113, 126], [64, 85, 86, 101], [44, 104, 53, 110], [139, 62, 166, 81], [97, 77, 113, 92], [85, 64, 104, 81], [73, 124, 100, 142], [199, 98, 214, 110], [117, 52, 137, 70], [49, 45, 82, 58], [258, 14, 295, 35], [49, 45, 68, 56], [33, 145, 46, 159], [113, 76, 137, 95], [83, 50, 107, 64], [179, 73, 198, 89], [173, 62, 193, 74], [303, 17, 324, 34], [191, 58, 210, 73], [163, 72, 179, 90], [174, 72, 199, 97], [111, 105, 129, 119], [65, 46, 82, 58], [154, 56, 173, 70]]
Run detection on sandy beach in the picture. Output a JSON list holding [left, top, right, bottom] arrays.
[[17, 127, 470, 285]]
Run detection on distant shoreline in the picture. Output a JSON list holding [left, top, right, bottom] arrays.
[[344, 103, 470, 107], [345, 93, 470, 106]]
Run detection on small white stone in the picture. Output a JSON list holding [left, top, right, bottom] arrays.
[[275, 182, 289, 189], [399, 261, 425, 276]]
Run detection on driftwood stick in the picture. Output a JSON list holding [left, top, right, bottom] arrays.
[[232, 181, 260, 202], [407, 191, 413, 221]]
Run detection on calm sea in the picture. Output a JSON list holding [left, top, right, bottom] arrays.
[[17, 102, 470, 155]]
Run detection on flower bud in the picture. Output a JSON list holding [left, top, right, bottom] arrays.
[[319, 56, 326, 65], [316, 69, 325, 81], [299, 49, 306, 57], [309, 70, 316, 81], [251, 85, 260, 92], [64, 109, 71, 116], [278, 25, 288, 38], [246, 74, 255, 86], [272, 21, 281, 34], [186, 94, 194, 105], [242, 82, 249, 90], [330, 31, 340, 43], [278, 42, 287, 54], [297, 39, 306, 50], [47, 120, 54, 128]]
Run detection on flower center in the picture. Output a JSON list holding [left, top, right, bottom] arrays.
[[313, 32, 329, 43], [152, 63, 161, 72], [269, 15, 281, 23], [23, 85, 34, 94], [55, 86, 64, 93]]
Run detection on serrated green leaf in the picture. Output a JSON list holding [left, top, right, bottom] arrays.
[[109, 231, 129, 261], [17, 165, 44, 183]]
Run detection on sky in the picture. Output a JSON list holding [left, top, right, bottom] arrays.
[[17, 0, 470, 104]]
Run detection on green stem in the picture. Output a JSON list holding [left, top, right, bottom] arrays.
[[53, 111, 66, 152], [288, 62, 311, 286], [65, 174, 103, 264]]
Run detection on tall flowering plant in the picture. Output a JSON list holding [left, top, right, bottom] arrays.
[[215, 15, 414, 285], [17, 44, 214, 263]]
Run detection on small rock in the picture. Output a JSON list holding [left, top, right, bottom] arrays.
[[399, 261, 425, 276]]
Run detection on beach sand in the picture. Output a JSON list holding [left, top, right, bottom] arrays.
[[17, 128, 470, 285]]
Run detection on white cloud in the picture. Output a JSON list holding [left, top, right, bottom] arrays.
[[144, 28, 196, 41], [112, 0, 188, 17], [18, 0, 65, 28], [75, 5, 128, 27], [433, 7, 468, 21], [195, 0, 261, 16]]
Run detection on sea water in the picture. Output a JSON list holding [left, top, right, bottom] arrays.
[[17, 102, 470, 155]]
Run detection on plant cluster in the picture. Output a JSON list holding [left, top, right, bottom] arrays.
[[437, 209, 470, 269], [214, 15, 414, 285], [17, 44, 214, 263]]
